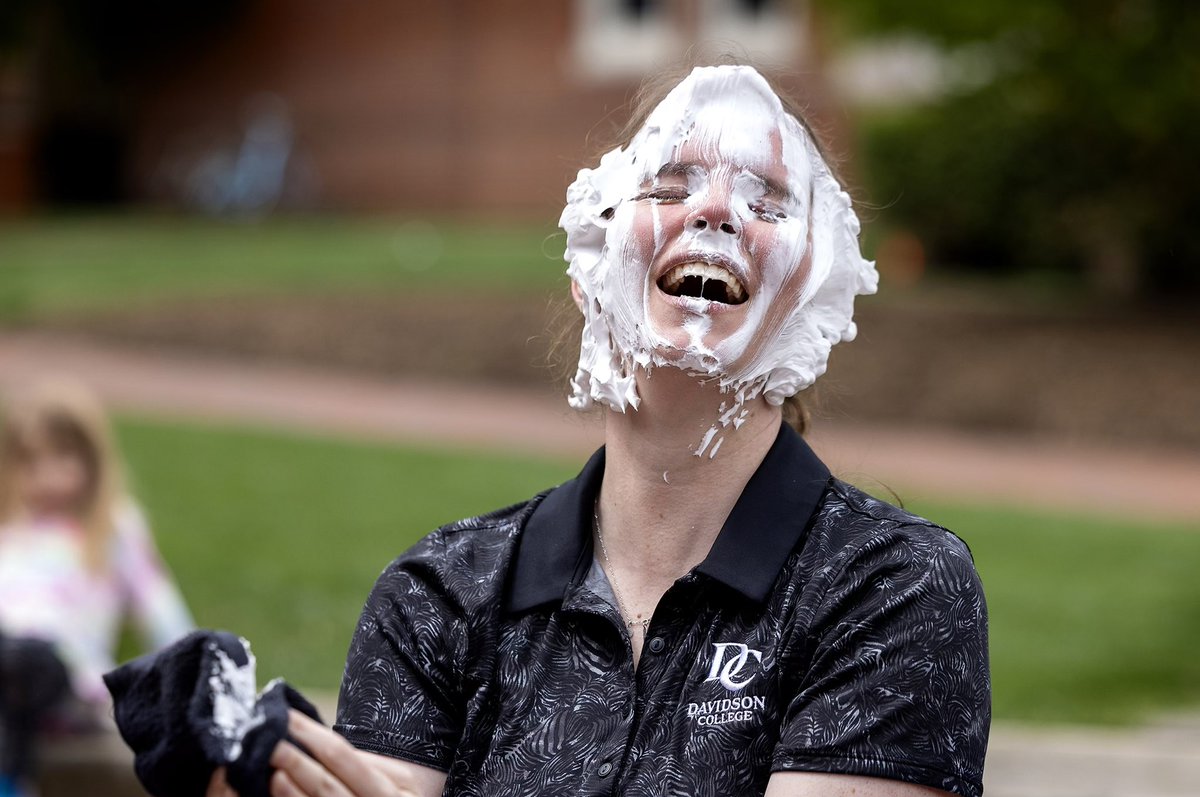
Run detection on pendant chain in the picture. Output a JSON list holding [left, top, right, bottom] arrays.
[[593, 500, 652, 635]]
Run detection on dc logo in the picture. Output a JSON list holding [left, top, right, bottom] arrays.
[[704, 642, 762, 692]]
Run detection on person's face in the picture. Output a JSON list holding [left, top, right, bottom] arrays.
[[13, 428, 92, 519], [604, 92, 814, 378], [562, 65, 877, 418]]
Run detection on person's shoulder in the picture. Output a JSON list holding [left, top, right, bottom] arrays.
[[799, 478, 982, 600], [111, 495, 146, 527], [405, 492, 542, 560], [367, 490, 551, 607], [109, 495, 153, 546], [815, 477, 974, 559]]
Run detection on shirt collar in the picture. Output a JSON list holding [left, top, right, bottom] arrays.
[[506, 421, 831, 613]]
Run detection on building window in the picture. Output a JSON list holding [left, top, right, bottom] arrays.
[[571, 0, 806, 82], [738, 0, 775, 16], [571, 0, 684, 82], [698, 0, 803, 66], [622, 0, 660, 18]]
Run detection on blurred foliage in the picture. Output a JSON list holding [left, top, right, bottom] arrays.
[[821, 0, 1200, 297]]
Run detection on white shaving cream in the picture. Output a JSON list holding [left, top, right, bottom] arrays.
[[560, 65, 877, 454], [207, 638, 268, 761]]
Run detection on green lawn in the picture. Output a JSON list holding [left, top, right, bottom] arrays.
[[0, 215, 567, 321], [115, 415, 1200, 725]]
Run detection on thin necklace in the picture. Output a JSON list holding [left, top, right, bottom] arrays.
[[593, 500, 652, 635]]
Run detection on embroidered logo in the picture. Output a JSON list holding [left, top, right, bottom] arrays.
[[687, 643, 767, 727], [703, 642, 763, 692], [686, 694, 766, 727]]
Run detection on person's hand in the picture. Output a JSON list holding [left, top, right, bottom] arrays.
[[205, 710, 443, 797], [206, 767, 235, 797], [269, 709, 429, 797]]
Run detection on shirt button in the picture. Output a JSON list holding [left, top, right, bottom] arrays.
[[598, 761, 614, 778], [648, 636, 666, 654]]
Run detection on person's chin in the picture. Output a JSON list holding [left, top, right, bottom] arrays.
[[648, 308, 750, 360], [644, 331, 692, 363]]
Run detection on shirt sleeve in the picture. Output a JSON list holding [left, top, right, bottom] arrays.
[[333, 532, 468, 772], [112, 501, 196, 650], [773, 523, 990, 797]]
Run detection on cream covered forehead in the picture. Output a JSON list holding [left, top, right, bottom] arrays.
[[626, 66, 813, 201]]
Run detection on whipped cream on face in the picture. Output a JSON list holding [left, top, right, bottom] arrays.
[[559, 65, 878, 453]]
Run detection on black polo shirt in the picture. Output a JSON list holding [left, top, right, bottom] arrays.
[[334, 424, 990, 796]]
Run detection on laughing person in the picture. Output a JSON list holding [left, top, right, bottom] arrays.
[[211, 63, 990, 797]]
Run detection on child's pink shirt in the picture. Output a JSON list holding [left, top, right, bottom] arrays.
[[0, 500, 194, 703]]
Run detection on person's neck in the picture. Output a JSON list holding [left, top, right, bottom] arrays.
[[597, 367, 781, 590]]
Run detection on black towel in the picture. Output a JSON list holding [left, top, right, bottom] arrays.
[[103, 630, 321, 797]]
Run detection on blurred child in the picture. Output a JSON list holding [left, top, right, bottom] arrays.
[[0, 378, 194, 796]]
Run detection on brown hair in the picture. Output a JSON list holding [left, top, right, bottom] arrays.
[[552, 56, 840, 435], [0, 377, 128, 571]]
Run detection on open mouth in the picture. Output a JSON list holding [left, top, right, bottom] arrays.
[[657, 262, 748, 305]]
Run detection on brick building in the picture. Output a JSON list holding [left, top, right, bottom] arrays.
[[2, 0, 822, 216]]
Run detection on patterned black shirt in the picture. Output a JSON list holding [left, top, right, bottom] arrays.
[[334, 424, 990, 796]]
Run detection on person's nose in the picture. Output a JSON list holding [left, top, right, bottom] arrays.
[[685, 188, 740, 236]]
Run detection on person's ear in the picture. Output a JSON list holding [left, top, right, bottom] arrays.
[[570, 280, 586, 312]]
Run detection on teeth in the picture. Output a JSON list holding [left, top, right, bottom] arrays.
[[660, 261, 747, 303]]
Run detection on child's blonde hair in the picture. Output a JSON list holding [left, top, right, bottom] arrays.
[[0, 376, 128, 571]]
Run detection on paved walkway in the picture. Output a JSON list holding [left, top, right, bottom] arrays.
[[983, 713, 1200, 797], [4, 330, 1200, 795], [1, 330, 1198, 524]]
